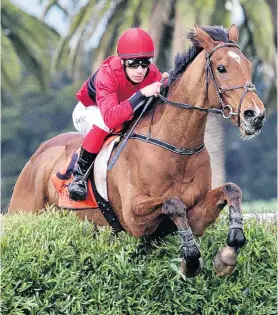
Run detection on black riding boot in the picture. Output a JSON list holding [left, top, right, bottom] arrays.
[[68, 148, 97, 201]]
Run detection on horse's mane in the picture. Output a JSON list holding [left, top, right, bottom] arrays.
[[169, 25, 230, 84]]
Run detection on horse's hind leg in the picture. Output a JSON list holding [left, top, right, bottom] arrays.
[[162, 197, 203, 278], [186, 182, 246, 276], [8, 161, 45, 214]]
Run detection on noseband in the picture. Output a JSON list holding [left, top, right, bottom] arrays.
[[159, 42, 257, 127]]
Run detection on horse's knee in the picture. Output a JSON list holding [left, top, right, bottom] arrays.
[[223, 182, 242, 198], [127, 226, 146, 238], [222, 183, 243, 208], [162, 197, 186, 217]]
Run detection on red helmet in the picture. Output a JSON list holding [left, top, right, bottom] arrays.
[[117, 28, 155, 59]]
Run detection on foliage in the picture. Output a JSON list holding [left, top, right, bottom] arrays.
[[242, 199, 277, 213], [48, 0, 276, 84], [239, 0, 276, 63], [1, 75, 81, 210], [1, 0, 59, 93], [1, 209, 277, 314]]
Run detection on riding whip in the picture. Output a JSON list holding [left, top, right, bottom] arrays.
[[107, 73, 168, 171]]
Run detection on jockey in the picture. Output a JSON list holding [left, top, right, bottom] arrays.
[[69, 28, 166, 201]]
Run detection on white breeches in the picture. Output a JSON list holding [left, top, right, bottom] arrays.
[[72, 102, 110, 136]]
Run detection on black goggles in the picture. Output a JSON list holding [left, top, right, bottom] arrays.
[[125, 58, 151, 69]]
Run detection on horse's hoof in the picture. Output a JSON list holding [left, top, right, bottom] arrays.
[[180, 257, 203, 278], [213, 246, 237, 276], [183, 244, 201, 261], [227, 228, 246, 248]]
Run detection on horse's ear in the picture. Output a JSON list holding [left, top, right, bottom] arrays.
[[228, 24, 239, 43], [194, 24, 216, 51]]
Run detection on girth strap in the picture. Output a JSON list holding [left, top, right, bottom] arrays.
[[128, 132, 205, 155], [90, 170, 125, 232]]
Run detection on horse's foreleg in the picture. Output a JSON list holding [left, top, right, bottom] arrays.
[[214, 183, 246, 276], [162, 197, 203, 278], [186, 182, 246, 276], [122, 195, 165, 237]]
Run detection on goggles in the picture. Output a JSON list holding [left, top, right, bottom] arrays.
[[125, 58, 151, 69]]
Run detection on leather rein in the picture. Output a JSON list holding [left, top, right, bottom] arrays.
[[130, 42, 256, 155]]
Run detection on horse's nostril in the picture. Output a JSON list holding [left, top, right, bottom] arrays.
[[259, 112, 265, 121], [254, 115, 265, 129], [244, 110, 256, 120]]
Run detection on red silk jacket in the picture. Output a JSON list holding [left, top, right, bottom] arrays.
[[76, 56, 162, 129]]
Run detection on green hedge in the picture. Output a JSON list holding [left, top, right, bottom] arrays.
[[242, 199, 277, 213], [1, 209, 277, 315]]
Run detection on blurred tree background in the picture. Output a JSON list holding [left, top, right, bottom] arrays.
[[1, 0, 277, 209]]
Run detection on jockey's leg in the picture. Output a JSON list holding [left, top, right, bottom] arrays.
[[68, 125, 109, 201], [69, 103, 110, 201]]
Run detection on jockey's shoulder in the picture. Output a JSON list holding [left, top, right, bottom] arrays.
[[96, 56, 123, 87], [101, 56, 122, 71]]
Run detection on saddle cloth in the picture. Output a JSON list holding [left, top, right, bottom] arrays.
[[51, 136, 120, 209]]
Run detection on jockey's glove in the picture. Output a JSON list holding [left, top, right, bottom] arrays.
[[129, 91, 147, 112], [160, 84, 169, 98]]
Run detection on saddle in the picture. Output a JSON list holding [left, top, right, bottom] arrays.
[[51, 136, 119, 210]]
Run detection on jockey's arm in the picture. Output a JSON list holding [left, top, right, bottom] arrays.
[[75, 66, 168, 130], [95, 67, 147, 130]]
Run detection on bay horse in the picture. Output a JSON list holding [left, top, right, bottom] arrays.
[[8, 25, 266, 277]]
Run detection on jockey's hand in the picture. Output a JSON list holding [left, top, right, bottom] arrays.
[[162, 72, 169, 80], [141, 81, 162, 97]]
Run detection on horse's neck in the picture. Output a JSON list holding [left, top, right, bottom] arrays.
[[155, 55, 208, 148]]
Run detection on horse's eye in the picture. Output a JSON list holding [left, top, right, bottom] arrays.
[[217, 65, 227, 73]]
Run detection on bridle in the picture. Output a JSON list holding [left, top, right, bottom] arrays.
[[158, 42, 257, 127]]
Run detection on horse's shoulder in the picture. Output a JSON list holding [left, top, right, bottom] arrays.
[[30, 132, 83, 163]]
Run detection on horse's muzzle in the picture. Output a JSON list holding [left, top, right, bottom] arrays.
[[240, 109, 266, 139], [243, 109, 266, 131]]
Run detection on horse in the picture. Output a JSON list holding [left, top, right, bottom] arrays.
[[8, 25, 266, 277]]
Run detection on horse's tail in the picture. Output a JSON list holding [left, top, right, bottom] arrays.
[[1, 202, 10, 215], [1, 182, 16, 214]]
